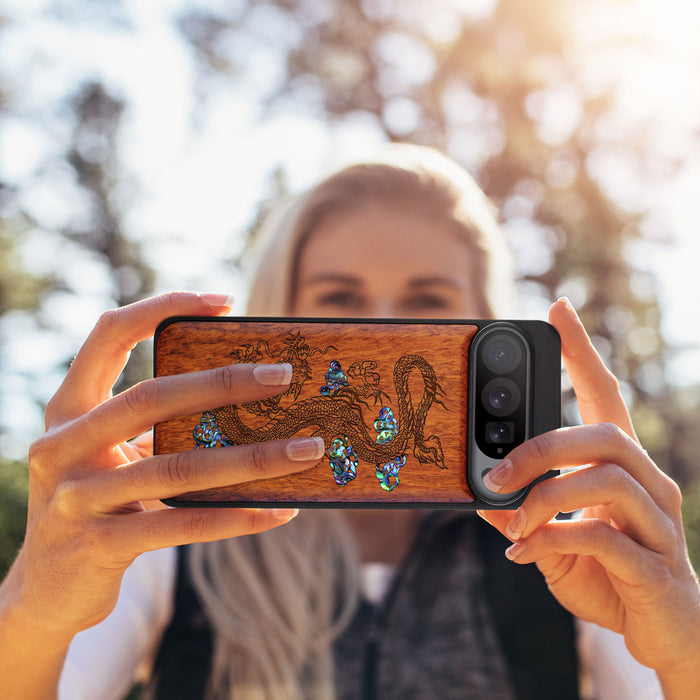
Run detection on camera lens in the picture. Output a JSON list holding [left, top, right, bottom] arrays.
[[481, 378, 521, 417], [489, 387, 510, 411], [482, 334, 523, 374], [486, 421, 514, 444]]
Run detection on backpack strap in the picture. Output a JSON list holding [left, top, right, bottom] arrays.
[[477, 515, 580, 700]]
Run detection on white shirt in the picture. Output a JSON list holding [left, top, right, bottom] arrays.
[[59, 548, 663, 700]]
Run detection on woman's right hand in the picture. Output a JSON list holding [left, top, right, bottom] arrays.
[[1, 292, 323, 642]]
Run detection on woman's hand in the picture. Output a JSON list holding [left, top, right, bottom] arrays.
[[478, 298, 700, 696], [1, 292, 324, 645]]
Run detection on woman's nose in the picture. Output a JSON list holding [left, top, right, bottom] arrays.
[[364, 300, 399, 319]]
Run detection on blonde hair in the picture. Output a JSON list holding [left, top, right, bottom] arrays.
[[189, 144, 514, 699], [246, 143, 514, 318], [189, 512, 359, 700]]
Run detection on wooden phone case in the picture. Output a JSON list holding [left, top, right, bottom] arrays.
[[153, 317, 559, 508]]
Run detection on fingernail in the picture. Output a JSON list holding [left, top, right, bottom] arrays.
[[506, 509, 527, 540], [483, 460, 512, 493], [557, 296, 578, 319], [286, 436, 325, 461], [254, 363, 293, 386], [199, 293, 236, 308], [273, 508, 299, 521], [505, 541, 527, 561]]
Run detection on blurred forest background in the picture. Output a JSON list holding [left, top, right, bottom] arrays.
[[1, 0, 700, 574]]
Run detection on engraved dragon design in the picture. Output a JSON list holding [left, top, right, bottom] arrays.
[[194, 331, 448, 491]]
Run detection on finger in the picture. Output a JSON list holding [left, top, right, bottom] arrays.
[[476, 509, 516, 539], [503, 518, 662, 588], [504, 464, 676, 554], [126, 430, 153, 460], [84, 437, 325, 508], [108, 506, 300, 558], [548, 298, 636, 439], [483, 423, 681, 515], [47, 292, 234, 424], [74, 362, 293, 452]]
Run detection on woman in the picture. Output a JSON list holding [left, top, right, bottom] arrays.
[[0, 145, 697, 699]]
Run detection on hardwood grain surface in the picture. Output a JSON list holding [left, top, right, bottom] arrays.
[[154, 319, 478, 506]]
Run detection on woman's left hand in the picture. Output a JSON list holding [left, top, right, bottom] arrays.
[[478, 298, 700, 696]]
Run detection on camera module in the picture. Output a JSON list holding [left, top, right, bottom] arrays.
[[467, 320, 560, 507], [470, 323, 531, 463]]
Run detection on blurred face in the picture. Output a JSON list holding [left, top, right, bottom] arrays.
[[293, 202, 484, 319]]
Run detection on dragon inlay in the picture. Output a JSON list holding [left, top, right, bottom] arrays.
[[193, 330, 448, 492]]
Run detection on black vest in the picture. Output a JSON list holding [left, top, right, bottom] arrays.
[[148, 514, 579, 699]]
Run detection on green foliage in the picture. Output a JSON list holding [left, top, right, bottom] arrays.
[[0, 225, 54, 316], [0, 460, 28, 577]]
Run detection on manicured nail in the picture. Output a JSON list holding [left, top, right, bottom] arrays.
[[199, 293, 236, 308], [286, 436, 325, 461], [273, 508, 299, 521], [557, 296, 578, 319], [483, 460, 512, 493], [506, 509, 527, 540], [254, 363, 293, 386], [505, 541, 527, 561]]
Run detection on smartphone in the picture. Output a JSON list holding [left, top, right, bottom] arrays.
[[153, 317, 560, 509]]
